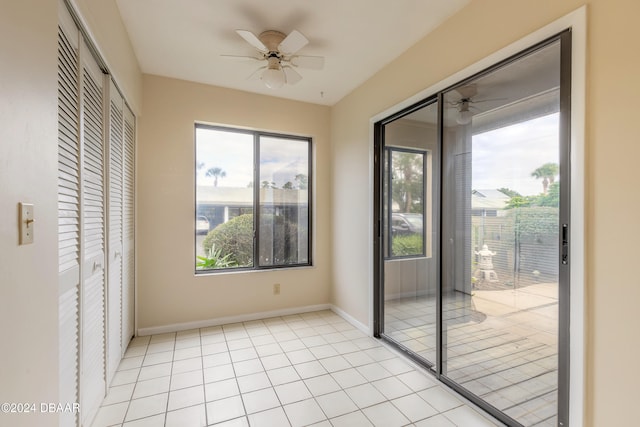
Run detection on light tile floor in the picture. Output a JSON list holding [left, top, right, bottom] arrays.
[[92, 310, 503, 427]]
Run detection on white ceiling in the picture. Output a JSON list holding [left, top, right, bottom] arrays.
[[115, 0, 470, 106]]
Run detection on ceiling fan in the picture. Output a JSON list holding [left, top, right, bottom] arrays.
[[223, 29, 325, 89], [448, 84, 506, 125]]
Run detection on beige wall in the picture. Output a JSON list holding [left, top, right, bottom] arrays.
[[587, 0, 640, 424], [137, 75, 331, 330], [0, 2, 59, 425], [0, 0, 140, 426], [330, 0, 640, 425]]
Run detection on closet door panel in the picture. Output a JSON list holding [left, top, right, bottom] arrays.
[[58, 3, 136, 423], [80, 39, 106, 426], [107, 82, 124, 382], [57, 8, 81, 426], [122, 105, 135, 350]]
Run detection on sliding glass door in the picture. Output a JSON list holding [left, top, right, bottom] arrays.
[[375, 32, 570, 427], [378, 100, 440, 367]]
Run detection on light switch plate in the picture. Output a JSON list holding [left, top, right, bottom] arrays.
[[19, 203, 34, 245]]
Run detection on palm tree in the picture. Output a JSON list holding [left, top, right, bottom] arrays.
[[531, 162, 559, 194], [206, 167, 226, 187]]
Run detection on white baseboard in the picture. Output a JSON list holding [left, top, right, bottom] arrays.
[[329, 304, 370, 335], [137, 303, 331, 336]]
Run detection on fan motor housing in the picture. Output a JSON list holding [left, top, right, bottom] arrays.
[[258, 30, 287, 52]]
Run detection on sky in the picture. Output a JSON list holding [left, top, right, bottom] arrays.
[[472, 113, 559, 196], [196, 128, 308, 188], [196, 113, 559, 196]]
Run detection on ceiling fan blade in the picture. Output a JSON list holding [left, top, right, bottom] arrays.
[[283, 66, 302, 85], [236, 29, 267, 52], [247, 66, 267, 81], [221, 54, 263, 61], [471, 97, 509, 103], [289, 55, 324, 70], [454, 84, 477, 99], [278, 30, 308, 55]]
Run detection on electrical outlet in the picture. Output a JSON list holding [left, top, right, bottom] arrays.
[[273, 283, 281, 295]]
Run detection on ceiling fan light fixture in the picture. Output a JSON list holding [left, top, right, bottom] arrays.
[[456, 110, 473, 125], [262, 56, 285, 89], [262, 68, 285, 89], [456, 100, 473, 125]]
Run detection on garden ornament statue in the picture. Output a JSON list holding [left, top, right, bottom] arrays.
[[474, 244, 499, 283]]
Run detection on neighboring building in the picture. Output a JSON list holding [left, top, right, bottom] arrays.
[[471, 189, 510, 216], [196, 186, 309, 230]]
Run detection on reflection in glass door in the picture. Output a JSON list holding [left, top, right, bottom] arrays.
[[379, 101, 439, 367], [375, 33, 570, 427]]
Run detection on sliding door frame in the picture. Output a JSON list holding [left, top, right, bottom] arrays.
[[373, 96, 439, 376], [373, 29, 573, 427], [373, 95, 438, 339]]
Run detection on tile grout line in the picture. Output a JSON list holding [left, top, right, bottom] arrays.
[[98, 310, 505, 427], [119, 337, 149, 426], [196, 327, 206, 427]]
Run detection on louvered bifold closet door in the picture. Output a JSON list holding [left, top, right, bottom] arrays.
[[107, 81, 124, 383], [122, 105, 135, 350], [80, 38, 107, 426], [57, 6, 81, 427]]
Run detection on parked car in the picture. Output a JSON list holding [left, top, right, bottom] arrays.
[[392, 213, 423, 236], [196, 215, 210, 234]]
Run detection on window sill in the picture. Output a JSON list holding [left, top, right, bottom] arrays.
[[194, 263, 315, 277]]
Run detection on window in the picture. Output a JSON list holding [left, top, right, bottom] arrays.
[[385, 147, 426, 258], [195, 124, 311, 272]]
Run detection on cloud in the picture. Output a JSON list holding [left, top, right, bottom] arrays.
[[472, 113, 559, 196], [196, 128, 309, 189]]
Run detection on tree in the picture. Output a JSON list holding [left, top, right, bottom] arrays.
[[206, 167, 226, 187], [261, 180, 276, 189], [282, 181, 293, 190], [536, 181, 559, 207], [531, 162, 559, 194], [497, 187, 521, 198], [294, 174, 308, 190], [504, 182, 559, 209], [391, 151, 423, 213], [505, 195, 536, 209]]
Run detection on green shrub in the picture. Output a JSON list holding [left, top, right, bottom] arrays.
[[259, 214, 301, 265], [392, 234, 423, 257], [202, 213, 303, 268], [203, 214, 254, 267]]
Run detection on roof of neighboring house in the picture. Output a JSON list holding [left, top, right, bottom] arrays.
[[196, 186, 308, 205], [472, 189, 510, 210]]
